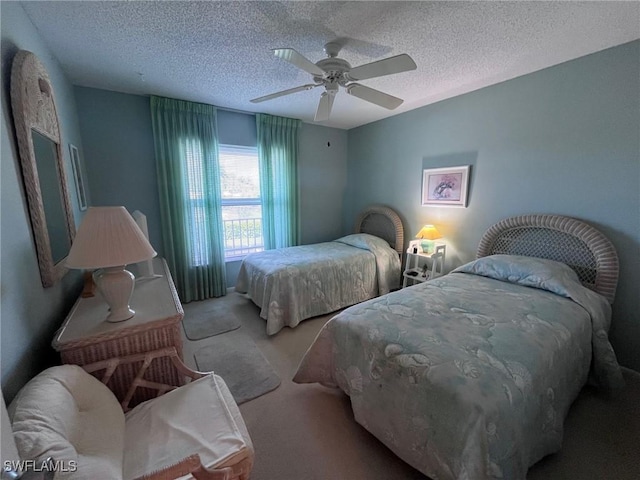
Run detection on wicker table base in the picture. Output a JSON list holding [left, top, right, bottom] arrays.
[[53, 258, 184, 406]]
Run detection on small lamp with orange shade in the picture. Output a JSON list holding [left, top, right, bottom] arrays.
[[415, 225, 442, 254]]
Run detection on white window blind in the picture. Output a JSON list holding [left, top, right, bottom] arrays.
[[183, 137, 210, 267], [219, 144, 263, 259]]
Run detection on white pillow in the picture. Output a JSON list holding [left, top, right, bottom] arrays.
[[8, 365, 125, 480]]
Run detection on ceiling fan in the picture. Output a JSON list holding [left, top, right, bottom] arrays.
[[250, 42, 417, 122]]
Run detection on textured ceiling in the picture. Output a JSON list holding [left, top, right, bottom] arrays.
[[19, 1, 640, 130]]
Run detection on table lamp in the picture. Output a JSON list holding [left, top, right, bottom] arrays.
[[66, 206, 157, 322], [415, 225, 442, 254]]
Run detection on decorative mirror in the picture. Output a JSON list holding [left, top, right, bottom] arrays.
[[11, 50, 76, 287]]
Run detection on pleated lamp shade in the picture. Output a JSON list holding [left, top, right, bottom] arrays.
[[415, 225, 442, 241], [415, 225, 442, 254], [66, 207, 157, 322], [66, 206, 156, 269]]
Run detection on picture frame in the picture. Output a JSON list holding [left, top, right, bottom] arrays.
[[69, 144, 88, 211], [421, 165, 470, 207]]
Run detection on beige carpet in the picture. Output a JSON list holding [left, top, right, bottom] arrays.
[[182, 290, 640, 480]]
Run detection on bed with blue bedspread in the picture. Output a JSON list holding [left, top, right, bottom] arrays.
[[235, 205, 404, 335], [294, 214, 623, 480]]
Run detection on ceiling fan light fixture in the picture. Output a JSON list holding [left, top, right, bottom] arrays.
[[251, 42, 417, 121]]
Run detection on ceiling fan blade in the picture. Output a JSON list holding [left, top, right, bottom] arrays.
[[273, 48, 325, 77], [346, 54, 417, 81], [250, 83, 321, 103], [346, 84, 403, 110], [314, 92, 335, 122]]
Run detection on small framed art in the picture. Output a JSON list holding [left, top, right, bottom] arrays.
[[421, 165, 470, 207], [69, 144, 88, 211]]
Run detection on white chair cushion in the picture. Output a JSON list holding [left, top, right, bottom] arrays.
[[2, 395, 20, 468], [8, 365, 125, 480], [123, 374, 251, 480]]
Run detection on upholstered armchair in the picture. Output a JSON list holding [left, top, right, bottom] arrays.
[[5, 348, 253, 480]]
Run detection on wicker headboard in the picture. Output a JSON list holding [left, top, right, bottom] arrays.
[[476, 214, 619, 304], [354, 205, 404, 256]]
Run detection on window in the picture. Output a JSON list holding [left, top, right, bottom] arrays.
[[183, 142, 262, 265], [219, 144, 263, 259]]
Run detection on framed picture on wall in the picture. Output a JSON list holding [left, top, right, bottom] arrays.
[[421, 165, 470, 207], [69, 144, 88, 211]]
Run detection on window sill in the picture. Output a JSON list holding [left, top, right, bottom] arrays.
[[225, 256, 246, 263]]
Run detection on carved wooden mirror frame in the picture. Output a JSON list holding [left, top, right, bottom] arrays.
[[11, 50, 76, 287]]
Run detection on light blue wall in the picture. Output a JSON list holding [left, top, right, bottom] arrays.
[[299, 124, 348, 244], [74, 88, 349, 289], [346, 41, 640, 371], [1, 2, 86, 401], [218, 110, 257, 147], [74, 87, 164, 254]]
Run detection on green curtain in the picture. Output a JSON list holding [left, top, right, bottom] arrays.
[[150, 96, 226, 302], [256, 113, 301, 249]]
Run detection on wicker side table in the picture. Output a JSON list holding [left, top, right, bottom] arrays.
[[52, 258, 184, 407]]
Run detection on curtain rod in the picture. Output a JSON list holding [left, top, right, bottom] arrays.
[[147, 94, 308, 121], [217, 105, 257, 116], [146, 93, 256, 116], [217, 105, 306, 124]]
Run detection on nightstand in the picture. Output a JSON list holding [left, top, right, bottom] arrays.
[[402, 244, 446, 288], [52, 258, 184, 407]]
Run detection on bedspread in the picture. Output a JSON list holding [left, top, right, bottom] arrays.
[[235, 234, 400, 335], [294, 255, 623, 479]]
